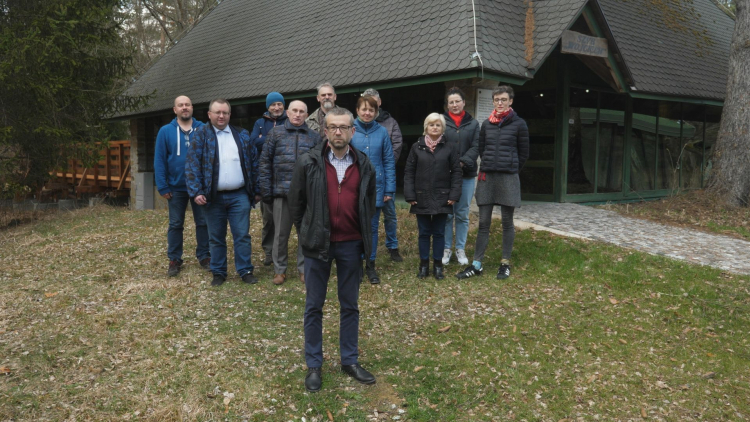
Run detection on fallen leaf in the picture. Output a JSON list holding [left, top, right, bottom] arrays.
[[513, 325, 517, 333], [702, 372, 716, 379], [706, 353, 715, 357], [609, 297, 619, 305], [641, 407, 647, 418], [327, 409, 334, 421], [437, 325, 451, 333], [655, 380, 670, 390], [619, 339, 627, 344], [45, 292, 58, 298], [414, 366, 424, 372], [0, 366, 11, 374]]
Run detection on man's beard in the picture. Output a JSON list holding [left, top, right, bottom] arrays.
[[269, 110, 283, 118], [178, 114, 192, 122], [322, 100, 334, 111]]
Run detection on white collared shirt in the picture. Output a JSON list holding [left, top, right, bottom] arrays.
[[214, 125, 245, 191]]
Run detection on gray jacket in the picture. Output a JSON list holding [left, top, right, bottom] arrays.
[[375, 109, 403, 162]]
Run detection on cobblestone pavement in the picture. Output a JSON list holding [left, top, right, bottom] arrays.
[[498, 202, 750, 275]]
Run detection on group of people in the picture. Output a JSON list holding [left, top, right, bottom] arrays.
[[153, 83, 529, 391]]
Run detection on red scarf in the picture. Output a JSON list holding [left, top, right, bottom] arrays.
[[448, 111, 465, 127], [488, 107, 513, 125], [425, 135, 442, 153]]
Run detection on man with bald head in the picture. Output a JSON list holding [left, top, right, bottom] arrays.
[[259, 100, 321, 285], [154, 95, 209, 277]]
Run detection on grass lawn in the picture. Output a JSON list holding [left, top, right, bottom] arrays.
[[1, 204, 749, 421]]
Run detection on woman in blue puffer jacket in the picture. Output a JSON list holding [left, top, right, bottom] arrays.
[[350, 95, 396, 285]]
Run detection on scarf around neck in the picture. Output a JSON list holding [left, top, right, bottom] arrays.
[[425, 135, 442, 153], [488, 107, 514, 125], [448, 110, 465, 127]]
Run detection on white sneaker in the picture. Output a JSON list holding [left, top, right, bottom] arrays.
[[441, 249, 452, 265], [456, 249, 469, 265]]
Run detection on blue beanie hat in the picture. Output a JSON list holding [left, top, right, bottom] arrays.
[[266, 92, 285, 109]]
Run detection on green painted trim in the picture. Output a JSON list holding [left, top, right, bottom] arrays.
[[622, 96, 633, 195], [563, 192, 624, 202], [629, 92, 723, 107], [554, 55, 570, 201], [582, 6, 630, 94], [594, 93, 601, 193]]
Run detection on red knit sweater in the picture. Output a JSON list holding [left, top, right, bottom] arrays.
[[325, 153, 362, 242]]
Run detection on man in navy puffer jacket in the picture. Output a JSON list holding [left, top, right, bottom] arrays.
[[259, 100, 321, 285], [250, 92, 288, 267]]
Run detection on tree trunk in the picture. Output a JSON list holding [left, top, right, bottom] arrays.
[[709, 0, 750, 206]]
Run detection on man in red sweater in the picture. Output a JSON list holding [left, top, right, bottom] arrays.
[[288, 107, 377, 392]]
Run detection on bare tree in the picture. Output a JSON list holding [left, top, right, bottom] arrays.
[[708, 0, 749, 206]]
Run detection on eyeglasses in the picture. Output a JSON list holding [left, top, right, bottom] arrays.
[[210, 111, 230, 116], [326, 125, 352, 132], [493, 98, 511, 104]]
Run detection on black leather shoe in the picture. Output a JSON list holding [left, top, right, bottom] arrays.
[[241, 272, 258, 284], [305, 367, 322, 392], [341, 363, 376, 385], [417, 260, 429, 279], [263, 255, 273, 266], [433, 264, 445, 280], [211, 274, 226, 286], [366, 260, 380, 284], [388, 248, 404, 262]]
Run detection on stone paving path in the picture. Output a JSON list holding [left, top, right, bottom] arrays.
[[496, 202, 750, 275]]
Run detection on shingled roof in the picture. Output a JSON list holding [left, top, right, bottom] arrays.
[[121, 0, 733, 117], [597, 0, 733, 100]]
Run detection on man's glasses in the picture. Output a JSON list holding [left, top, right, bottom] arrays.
[[210, 111, 230, 116], [326, 125, 352, 132], [493, 98, 511, 104]]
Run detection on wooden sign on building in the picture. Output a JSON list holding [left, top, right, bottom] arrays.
[[561, 30, 608, 58]]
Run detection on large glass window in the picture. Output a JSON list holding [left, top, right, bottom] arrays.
[[630, 99, 658, 191], [656, 102, 682, 190], [681, 104, 705, 189], [567, 89, 625, 195], [704, 106, 722, 186], [515, 89, 556, 196]]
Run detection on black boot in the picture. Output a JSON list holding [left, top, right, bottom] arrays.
[[366, 260, 381, 284], [433, 259, 445, 280], [417, 259, 429, 279]]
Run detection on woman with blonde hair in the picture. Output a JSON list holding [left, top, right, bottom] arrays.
[[404, 113, 462, 279]]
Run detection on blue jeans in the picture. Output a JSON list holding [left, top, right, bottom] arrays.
[[416, 213, 448, 261], [304, 240, 363, 368], [381, 198, 398, 249], [444, 177, 476, 250], [369, 207, 383, 261], [203, 190, 254, 277], [167, 191, 210, 263]]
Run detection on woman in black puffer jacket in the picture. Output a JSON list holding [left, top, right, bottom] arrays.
[[456, 85, 529, 281], [404, 113, 462, 280]]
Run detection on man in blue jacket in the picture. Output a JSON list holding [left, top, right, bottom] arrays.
[[154, 95, 209, 277], [185, 99, 261, 286], [249, 92, 287, 267]]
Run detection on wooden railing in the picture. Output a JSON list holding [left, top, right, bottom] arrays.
[[53, 140, 131, 195]]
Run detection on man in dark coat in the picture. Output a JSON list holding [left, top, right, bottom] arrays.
[[185, 99, 260, 287], [249, 92, 288, 267], [288, 107, 377, 392], [259, 100, 320, 285]]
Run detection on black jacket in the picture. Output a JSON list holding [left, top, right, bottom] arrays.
[[258, 120, 320, 199], [478, 112, 530, 174], [404, 137, 462, 215], [288, 142, 376, 261], [443, 112, 480, 177]]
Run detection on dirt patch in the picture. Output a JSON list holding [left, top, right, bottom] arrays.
[[599, 190, 750, 240]]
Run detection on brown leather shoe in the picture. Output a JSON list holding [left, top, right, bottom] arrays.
[[299, 271, 305, 284], [273, 273, 286, 285]]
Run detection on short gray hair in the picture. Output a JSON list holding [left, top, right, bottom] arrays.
[[362, 88, 379, 98], [316, 82, 335, 94], [324, 106, 354, 126]]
